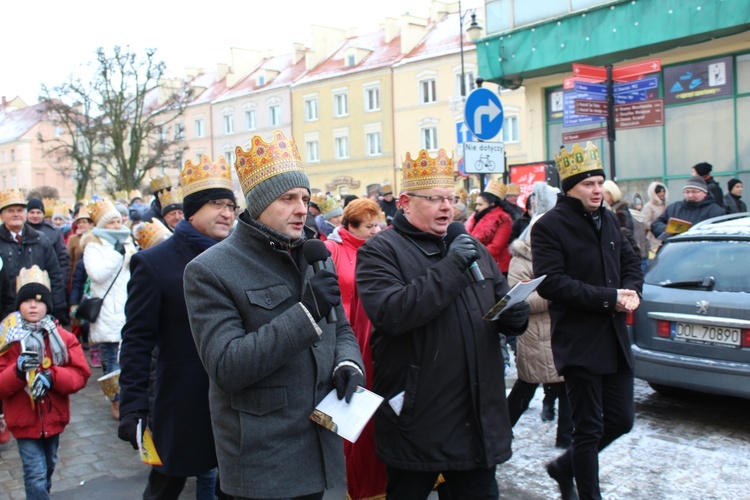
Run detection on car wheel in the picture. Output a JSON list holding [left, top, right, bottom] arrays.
[[648, 382, 690, 398]]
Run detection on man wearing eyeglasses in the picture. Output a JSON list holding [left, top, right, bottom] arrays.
[[118, 156, 237, 499], [356, 149, 530, 499]]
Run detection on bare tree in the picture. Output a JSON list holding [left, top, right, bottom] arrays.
[[40, 46, 193, 198], [27, 186, 60, 200]]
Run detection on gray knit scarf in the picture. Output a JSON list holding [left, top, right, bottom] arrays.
[[21, 314, 69, 366]]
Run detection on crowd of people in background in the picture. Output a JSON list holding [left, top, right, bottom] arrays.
[[0, 130, 745, 500]]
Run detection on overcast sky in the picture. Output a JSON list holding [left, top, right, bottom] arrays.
[[2, 0, 483, 104]]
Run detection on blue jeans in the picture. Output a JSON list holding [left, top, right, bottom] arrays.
[[98, 342, 120, 375], [195, 468, 216, 500], [17, 434, 60, 500]]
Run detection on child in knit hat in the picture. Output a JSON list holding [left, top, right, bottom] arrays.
[[0, 266, 90, 498]]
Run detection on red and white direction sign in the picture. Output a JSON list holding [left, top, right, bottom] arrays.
[[612, 58, 662, 81], [562, 128, 607, 143], [574, 99, 609, 116], [614, 99, 664, 129], [573, 63, 607, 80]]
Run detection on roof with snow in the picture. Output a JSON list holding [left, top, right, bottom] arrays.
[[0, 101, 46, 144], [217, 52, 308, 102], [399, 11, 474, 65]]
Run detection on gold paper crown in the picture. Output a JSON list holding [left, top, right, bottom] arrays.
[[87, 199, 119, 225], [149, 174, 172, 193], [42, 197, 57, 217], [484, 180, 506, 200], [52, 202, 68, 219], [555, 142, 603, 181], [310, 192, 326, 207], [16, 265, 51, 293], [180, 156, 233, 197], [318, 195, 341, 216], [505, 183, 521, 196], [129, 189, 143, 201], [401, 149, 454, 192], [74, 207, 92, 222], [381, 182, 393, 194], [234, 130, 304, 195], [0, 188, 26, 211], [133, 218, 171, 249], [158, 186, 183, 207], [114, 190, 129, 202]]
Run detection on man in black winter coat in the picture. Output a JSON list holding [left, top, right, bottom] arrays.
[[651, 176, 726, 240], [723, 178, 747, 214], [25, 198, 70, 311], [118, 157, 236, 498], [532, 142, 643, 500], [357, 149, 530, 500]]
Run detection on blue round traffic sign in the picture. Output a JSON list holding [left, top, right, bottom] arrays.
[[464, 88, 504, 141]]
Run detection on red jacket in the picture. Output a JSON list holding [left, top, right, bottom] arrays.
[[0, 324, 91, 439], [324, 228, 366, 320], [465, 206, 513, 273]]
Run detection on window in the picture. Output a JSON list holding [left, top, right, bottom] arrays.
[[306, 140, 320, 162], [456, 71, 476, 97], [269, 105, 281, 126], [334, 92, 348, 117], [158, 128, 167, 142], [10, 149, 15, 161], [1, 151, 5, 163], [421, 126, 438, 150], [257, 75, 265, 86], [245, 110, 256, 130], [224, 114, 234, 134], [195, 119, 205, 138], [420, 79, 437, 104], [502, 115, 519, 143], [365, 87, 380, 112], [335, 136, 349, 159], [175, 123, 185, 140], [54, 126, 64, 137], [196, 153, 203, 163], [366, 131, 382, 156], [347, 54, 356, 67], [224, 150, 235, 165], [305, 98, 318, 121]]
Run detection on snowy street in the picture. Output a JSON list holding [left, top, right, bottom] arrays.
[[497, 377, 750, 499]]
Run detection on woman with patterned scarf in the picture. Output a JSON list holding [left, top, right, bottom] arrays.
[[81, 199, 136, 419], [0, 265, 90, 499], [464, 179, 514, 275]]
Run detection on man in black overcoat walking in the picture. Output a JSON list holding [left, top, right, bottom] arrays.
[[532, 142, 643, 500], [117, 155, 237, 499]]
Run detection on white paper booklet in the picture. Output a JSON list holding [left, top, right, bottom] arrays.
[[310, 387, 384, 443], [483, 275, 546, 321]]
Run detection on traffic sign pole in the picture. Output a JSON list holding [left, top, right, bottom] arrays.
[[606, 64, 616, 181]]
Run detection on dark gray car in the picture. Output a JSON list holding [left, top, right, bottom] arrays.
[[630, 212, 750, 399]]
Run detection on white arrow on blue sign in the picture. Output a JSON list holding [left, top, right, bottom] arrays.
[[464, 88, 504, 141], [455, 122, 476, 144], [614, 76, 658, 95]]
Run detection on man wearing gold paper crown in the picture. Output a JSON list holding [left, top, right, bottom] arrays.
[[118, 156, 236, 498], [0, 265, 90, 499], [183, 131, 363, 499], [355, 149, 530, 499], [26, 198, 71, 310], [140, 174, 173, 227], [157, 187, 184, 231], [531, 142, 643, 500]]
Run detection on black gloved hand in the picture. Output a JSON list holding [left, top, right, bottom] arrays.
[[118, 412, 146, 450], [301, 270, 341, 323], [53, 307, 70, 326], [497, 301, 531, 334], [17, 351, 40, 380], [31, 370, 53, 400], [447, 234, 479, 270], [333, 365, 365, 404], [114, 241, 126, 255]]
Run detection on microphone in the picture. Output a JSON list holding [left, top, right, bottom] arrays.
[[446, 222, 485, 284], [302, 239, 338, 323]]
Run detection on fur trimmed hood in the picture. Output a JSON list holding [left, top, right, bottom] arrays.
[[647, 181, 668, 206]]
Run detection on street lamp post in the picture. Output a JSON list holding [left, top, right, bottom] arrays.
[[459, 1, 483, 189]]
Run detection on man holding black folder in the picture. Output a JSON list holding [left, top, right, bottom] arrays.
[[651, 175, 725, 241], [356, 148, 529, 500]]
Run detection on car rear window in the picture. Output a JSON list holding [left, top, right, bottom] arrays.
[[646, 240, 750, 292]]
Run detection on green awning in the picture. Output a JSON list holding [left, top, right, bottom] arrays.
[[476, 0, 750, 87]]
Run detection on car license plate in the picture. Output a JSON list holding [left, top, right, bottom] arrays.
[[672, 322, 741, 347]]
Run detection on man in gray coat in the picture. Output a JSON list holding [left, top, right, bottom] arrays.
[[184, 130, 364, 500]]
